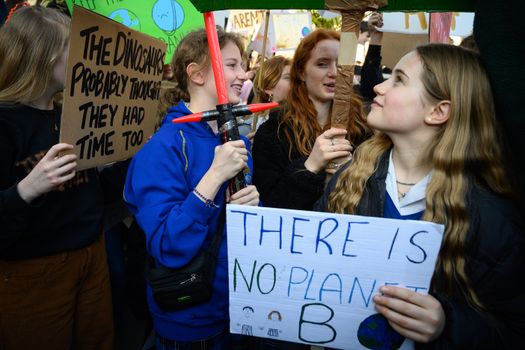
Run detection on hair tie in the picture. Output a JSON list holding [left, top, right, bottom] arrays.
[[5, 1, 30, 26]]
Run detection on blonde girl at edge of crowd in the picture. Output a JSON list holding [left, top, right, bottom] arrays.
[[315, 43, 525, 348], [0, 6, 114, 349]]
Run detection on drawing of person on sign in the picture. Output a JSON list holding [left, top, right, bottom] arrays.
[[267, 310, 282, 338], [240, 306, 254, 336]]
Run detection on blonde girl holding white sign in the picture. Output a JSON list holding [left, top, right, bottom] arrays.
[[316, 44, 525, 348]]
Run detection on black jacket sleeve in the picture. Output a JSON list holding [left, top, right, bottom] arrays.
[[98, 158, 130, 204], [419, 190, 525, 349], [0, 118, 34, 242], [360, 44, 384, 102], [474, 0, 525, 216], [313, 162, 351, 212], [253, 117, 325, 210]]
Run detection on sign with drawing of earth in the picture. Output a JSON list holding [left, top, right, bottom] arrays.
[[66, 0, 204, 63], [109, 8, 141, 31]]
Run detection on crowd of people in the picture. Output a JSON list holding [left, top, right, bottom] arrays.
[[1, 2, 524, 350]]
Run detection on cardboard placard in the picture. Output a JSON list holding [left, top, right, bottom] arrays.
[[381, 32, 428, 70], [227, 204, 444, 349], [60, 6, 166, 170]]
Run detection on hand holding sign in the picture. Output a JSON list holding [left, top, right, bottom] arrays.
[[17, 143, 77, 203], [373, 286, 446, 343]]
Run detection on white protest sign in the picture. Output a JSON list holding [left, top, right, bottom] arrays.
[[448, 13, 475, 37], [227, 205, 444, 350], [225, 10, 266, 45], [249, 12, 312, 58], [380, 12, 473, 37]]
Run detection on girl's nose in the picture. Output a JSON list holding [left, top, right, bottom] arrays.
[[373, 80, 388, 95], [238, 70, 247, 81], [328, 63, 337, 77]]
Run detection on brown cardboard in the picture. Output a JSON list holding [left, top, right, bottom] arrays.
[[60, 6, 166, 170], [381, 32, 428, 70]]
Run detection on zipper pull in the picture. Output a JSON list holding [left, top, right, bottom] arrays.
[[179, 273, 198, 286]]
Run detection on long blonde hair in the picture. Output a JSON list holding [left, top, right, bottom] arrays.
[[328, 44, 510, 308], [0, 6, 70, 103]]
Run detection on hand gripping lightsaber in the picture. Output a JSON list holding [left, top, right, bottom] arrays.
[[172, 12, 278, 195]]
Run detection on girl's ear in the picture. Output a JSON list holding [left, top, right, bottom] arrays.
[[426, 100, 450, 125], [187, 63, 205, 86]]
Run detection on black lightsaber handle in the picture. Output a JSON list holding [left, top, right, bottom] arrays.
[[216, 104, 246, 195]]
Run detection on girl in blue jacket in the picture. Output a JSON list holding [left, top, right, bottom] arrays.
[[124, 28, 259, 349]]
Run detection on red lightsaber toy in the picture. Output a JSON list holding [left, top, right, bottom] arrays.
[[172, 102, 279, 124], [172, 12, 278, 195]]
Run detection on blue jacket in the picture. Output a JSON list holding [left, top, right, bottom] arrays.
[[124, 101, 253, 341]]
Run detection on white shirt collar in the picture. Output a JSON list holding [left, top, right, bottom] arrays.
[[385, 150, 431, 216]]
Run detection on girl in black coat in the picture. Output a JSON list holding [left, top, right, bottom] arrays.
[[316, 44, 525, 348], [253, 29, 370, 210]]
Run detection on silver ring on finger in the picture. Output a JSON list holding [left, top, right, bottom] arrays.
[[328, 161, 340, 169], [330, 138, 335, 146]]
